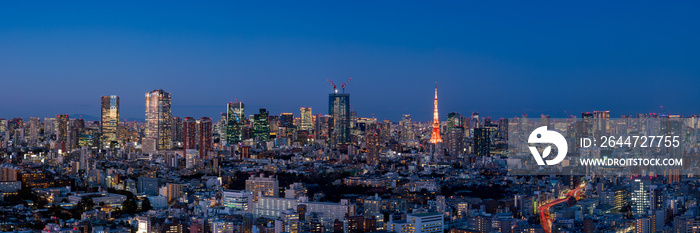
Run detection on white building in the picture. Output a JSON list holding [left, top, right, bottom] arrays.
[[388, 212, 443, 233], [252, 196, 353, 222], [136, 216, 150, 233], [222, 190, 252, 211], [147, 196, 167, 209], [68, 192, 126, 208]]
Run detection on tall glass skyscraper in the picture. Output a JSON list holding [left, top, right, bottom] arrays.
[[100, 95, 120, 149], [254, 108, 270, 142], [329, 93, 350, 150], [226, 102, 245, 144], [56, 114, 69, 153], [145, 89, 173, 150], [300, 107, 313, 131]]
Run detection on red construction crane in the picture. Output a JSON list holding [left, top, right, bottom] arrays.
[[341, 78, 351, 93], [326, 79, 336, 92]]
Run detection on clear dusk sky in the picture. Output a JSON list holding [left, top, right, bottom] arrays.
[[1, 1, 699, 121]]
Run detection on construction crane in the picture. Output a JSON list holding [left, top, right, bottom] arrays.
[[341, 78, 351, 93], [326, 79, 337, 93]]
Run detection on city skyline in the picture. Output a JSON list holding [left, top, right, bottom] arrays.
[[3, 2, 700, 233], [2, 1, 700, 120], [0, 86, 695, 123]]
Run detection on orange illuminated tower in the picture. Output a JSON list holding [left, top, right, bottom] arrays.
[[429, 84, 443, 144]]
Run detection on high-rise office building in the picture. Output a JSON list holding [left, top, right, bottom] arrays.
[[183, 117, 197, 156], [199, 117, 212, 158], [497, 118, 509, 141], [631, 177, 651, 215], [226, 102, 245, 144], [281, 113, 295, 128], [473, 128, 490, 156], [43, 118, 55, 137], [581, 112, 594, 138], [145, 89, 173, 150], [281, 113, 295, 139], [219, 113, 226, 139], [446, 112, 461, 133], [254, 109, 270, 141], [315, 115, 331, 141], [446, 127, 465, 157], [594, 110, 611, 137], [29, 117, 40, 143], [0, 119, 6, 135], [172, 116, 183, 144], [400, 114, 414, 141], [329, 93, 350, 150], [100, 95, 120, 148], [56, 114, 69, 152], [300, 107, 313, 131], [366, 130, 381, 166]]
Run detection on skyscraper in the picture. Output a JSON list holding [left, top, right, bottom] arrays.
[[400, 114, 414, 141], [315, 115, 331, 141], [100, 95, 120, 148], [631, 177, 651, 215], [280, 113, 295, 139], [56, 114, 69, 153], [29, 117, 40, 143], [183, 117, 197, 156], [300, 107, 313, 131], [281, 113, 295, 128], [219, 113, 226, 138], [365, 130, 381, 166], [446, 127, 465, 157], [446, 112, 461, 133], [198, 117, 212, 158], [226, 102, 245, 144], [429, 84, 443, 144], [145, 89, 173, 150], [172, 116, 183, 144], [43, 117, 55, 137], [254, 109, 270, 142], [0, 119, 6, 135], [329, 93, 350, 150], [474, 127, 490, 156], [497, 118, 509, 141]]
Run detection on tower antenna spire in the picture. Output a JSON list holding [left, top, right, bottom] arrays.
[[429, 83, 443, 144]]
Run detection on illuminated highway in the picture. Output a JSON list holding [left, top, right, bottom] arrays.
[[538, 184, 585, 233]]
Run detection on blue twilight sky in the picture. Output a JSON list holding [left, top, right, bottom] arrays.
[[1, 1, 699, 122]]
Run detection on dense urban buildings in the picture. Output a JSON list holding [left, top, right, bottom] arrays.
[[1, 85, 699, 233]]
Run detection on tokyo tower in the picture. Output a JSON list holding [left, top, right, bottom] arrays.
[[429, 83, 443, 144]]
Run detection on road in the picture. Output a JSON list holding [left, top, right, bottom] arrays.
[[538, 184, 585, 233]]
